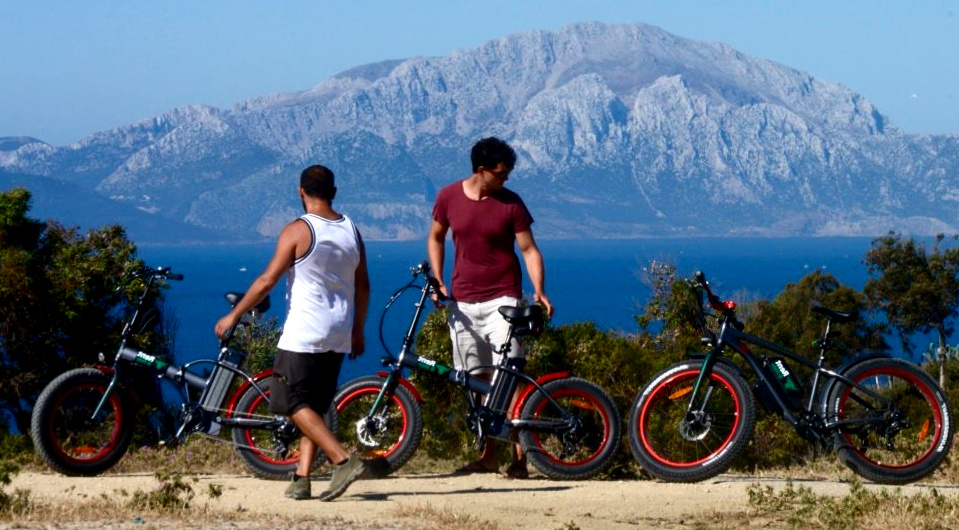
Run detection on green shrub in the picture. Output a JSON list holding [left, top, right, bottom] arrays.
[[411, 308, 475, 461], [0, 433, 33, 465], [0, 460, 30, 516], [233, 316, 282, 375], [735, 414, 818, 471]]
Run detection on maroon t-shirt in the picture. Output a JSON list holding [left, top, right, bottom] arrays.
[[432, 180, 534, 303]]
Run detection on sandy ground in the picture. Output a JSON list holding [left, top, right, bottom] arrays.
[[10, 470, 959, 529]]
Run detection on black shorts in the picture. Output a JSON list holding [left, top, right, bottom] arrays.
[[269, 349, 344, 416]]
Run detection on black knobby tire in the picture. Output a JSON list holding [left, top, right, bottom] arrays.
[[517, 377, 621, 480], [826, 358, 953, 484], [231, 375, 314, 480], [332, 376, 423, 474], [628, 361, 755, 482], [30, 368, 135, 476]]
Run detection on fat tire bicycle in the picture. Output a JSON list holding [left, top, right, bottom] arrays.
[[332, 261, 621, 480], [30, 264, 313, 480], [628, 271, 953, 485]]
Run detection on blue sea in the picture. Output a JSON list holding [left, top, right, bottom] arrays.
[[139, 237, 883, 385]]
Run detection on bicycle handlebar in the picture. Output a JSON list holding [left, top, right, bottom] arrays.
[[693, 271, 731, 312], [692, 271, 744, 330], [410, 260, 446, 301]]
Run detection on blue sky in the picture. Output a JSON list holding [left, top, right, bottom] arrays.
[[1, 1, 956, 145]]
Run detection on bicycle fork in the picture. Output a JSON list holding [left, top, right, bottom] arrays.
[[681, 353, 723, 442], [353, 371, 406, 447]]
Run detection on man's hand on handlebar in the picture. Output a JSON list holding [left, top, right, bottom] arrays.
[[214, 313, 240, 341], [430, 282, 449, 308]]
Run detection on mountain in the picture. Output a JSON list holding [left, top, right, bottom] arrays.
[[2, 21, 958, 243], [0, 169, 219, 244]]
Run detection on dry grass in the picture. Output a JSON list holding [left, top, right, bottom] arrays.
[[109, 436, 259, 476], [7, 495, 413, 529], [684, 480, 959, 530], [680, 454, 959, 529], [20, 435, 458, 479], [748, 479, 959, 529], [6, 439, 498, 529], [393, 502, 500, 530], [745, 450, 959, 485], [2, 468, 431, 530], [13, 435, 250, 477], [9, 434, 959, 529]]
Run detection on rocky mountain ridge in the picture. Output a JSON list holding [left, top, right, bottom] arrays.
[[2, 22, 957, 242]]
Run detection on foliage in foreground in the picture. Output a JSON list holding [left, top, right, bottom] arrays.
[[745, 479, 959, 529], [0, 460, 30, 517], [0, 187, 161, 433], [127, 470, 225, 511]]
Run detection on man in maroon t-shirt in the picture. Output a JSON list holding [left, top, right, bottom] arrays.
[[427, 137, 554, 479]]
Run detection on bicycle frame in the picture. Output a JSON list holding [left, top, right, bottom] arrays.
[[689, 274, 893, 442], [363, 262, 579, 440], [89, 266, 285, 445]]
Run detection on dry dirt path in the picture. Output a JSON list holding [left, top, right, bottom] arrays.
[[10, 470, 959, 529]]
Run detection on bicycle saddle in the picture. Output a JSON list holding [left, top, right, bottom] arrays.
[[811, 305, 857, 323], [225, 292, 271, 315], [498, 305, 545, 337]]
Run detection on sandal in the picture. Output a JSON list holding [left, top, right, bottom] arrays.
[[503, 462, 529, 479], [452, 460, 499, 475]]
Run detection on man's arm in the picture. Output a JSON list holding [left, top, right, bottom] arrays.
[[214, 220, 303, 339], [427, 219, 450, 301], [350, 231, 370, 359], [516, 230, 554, 318]]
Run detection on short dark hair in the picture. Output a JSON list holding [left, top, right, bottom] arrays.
[[300, 165, 336, 200], [470, 137, 516, 173]]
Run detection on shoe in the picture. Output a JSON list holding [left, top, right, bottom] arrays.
[[319, 454, 368, 502], [284, 474, 311, 500]]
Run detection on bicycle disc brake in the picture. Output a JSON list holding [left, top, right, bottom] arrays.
[[355, 416, 388, 447], [679, 411, 713, 441]]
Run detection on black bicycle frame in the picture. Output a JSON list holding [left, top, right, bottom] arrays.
[[363, 263, 578, 437], [91, 268, 283, 443], [690, 311, 894, 437]]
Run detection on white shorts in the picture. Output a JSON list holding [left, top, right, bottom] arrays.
[[448, 296, 524, 374]]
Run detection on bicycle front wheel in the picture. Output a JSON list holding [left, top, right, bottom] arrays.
[[332, 375, 423, 474], [30, 368, 135, 476], [518, 377, 621, 480], [628, 361, 755, 482], [231, 375, 312, 480], [826, 358, 953, 484]]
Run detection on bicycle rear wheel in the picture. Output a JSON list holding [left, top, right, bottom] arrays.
[[31, 368, 135, 476], [628, 361, 755, 482], [231, 375, 312, 480], [826, 358, 953, 484], [518, 377, 621, 480]]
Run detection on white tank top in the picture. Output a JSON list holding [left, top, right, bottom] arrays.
[[276, 213, 361, 354]]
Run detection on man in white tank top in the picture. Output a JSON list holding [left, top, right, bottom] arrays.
[[215, 165, 370, 502]]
